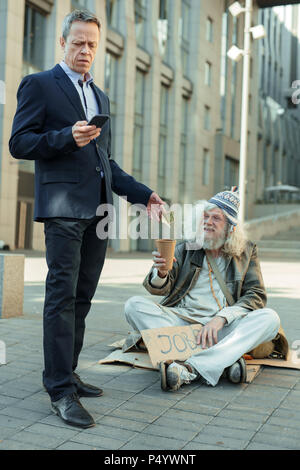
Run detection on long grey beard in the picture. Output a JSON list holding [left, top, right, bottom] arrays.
[[203, 227, 228, 251]]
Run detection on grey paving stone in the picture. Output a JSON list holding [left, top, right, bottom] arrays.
[[0, 414, 33, 430], [259, 423, 300, 439], [0, 384, 35, 399], [245, 442, 290, 450], [217, 407, 270, 424], [0, 395, 20, 409], [272, 407, 300, 421], [70, 432, 125, 450], [141, 423, 199, 441], [97, 415, 149, 432], [23, 422, 80, 440], [0, 439, 48, 450], [116, 400, 167, 416], [152, 415, 209, 432], [173, 399, 224, 416], [191, 432, 247, 450], [83, 423, 137, 441], [0, 426, 20, 440], [208, 416, 261, 432], [109, 406, 162, 424], [182, 442, 230, 450], [39, 413, 98, 430], [265, 415, 300, 430], [250, 432, 300, 450], [11, 430, 66, 449], [0, 406, 48, 422], [198, 423, 256, 441], [120, 433, 187, 450], [251, 371, 299, 388], [56, 441, 105, 450]]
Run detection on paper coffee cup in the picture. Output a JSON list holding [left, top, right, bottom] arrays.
[[155, 239, 176, 271]]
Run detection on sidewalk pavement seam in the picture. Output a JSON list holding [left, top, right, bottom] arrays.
[[243, 379, 299, 449]]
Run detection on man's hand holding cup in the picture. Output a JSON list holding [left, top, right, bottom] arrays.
[[152, 250, 176, 279]]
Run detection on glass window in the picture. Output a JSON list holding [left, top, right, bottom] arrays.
[[179, 98, 189, 201], [105, 52, 118, 157], [135, 0, 147, 47], [206, 17, 213, 42], [133, 70, 145, 181], [224, 156, 239, 189], [23, 3, 47, 76], [158, 85, 169, 197], [106, 0, 118, 28], [220, 12, 229, 129], [72, 0, 89, 9], [158, 0, 169, 58], [202, 149, 210, 186], [204, 61, 212, 87], [179, 0, 190, 74], [204, 105, 211, 131]]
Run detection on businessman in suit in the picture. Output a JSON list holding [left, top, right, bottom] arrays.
[[9, 10, 164, 429]]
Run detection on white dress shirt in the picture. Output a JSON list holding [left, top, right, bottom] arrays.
[[59, 61, 99, 121]]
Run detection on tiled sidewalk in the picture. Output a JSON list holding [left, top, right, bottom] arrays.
[[0, 250, 300, 450]]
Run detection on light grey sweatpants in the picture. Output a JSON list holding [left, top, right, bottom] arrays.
[[124, 296, 280, 386]]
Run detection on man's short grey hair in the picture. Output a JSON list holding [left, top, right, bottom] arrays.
[[62, 9, 101, 40]]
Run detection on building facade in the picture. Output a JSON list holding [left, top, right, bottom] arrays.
[[0, 0, 299, 252]]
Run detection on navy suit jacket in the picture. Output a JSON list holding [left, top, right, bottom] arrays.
[[9, 64, 153, 221]]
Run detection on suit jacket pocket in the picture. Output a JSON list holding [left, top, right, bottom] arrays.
[[41, 171, 80, 184]]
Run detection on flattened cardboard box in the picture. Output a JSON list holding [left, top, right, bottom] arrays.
[[99, 325, 300, 383]]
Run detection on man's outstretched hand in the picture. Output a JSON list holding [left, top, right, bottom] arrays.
[[196, 317, 227, 349], [146, 192, 165, 221]]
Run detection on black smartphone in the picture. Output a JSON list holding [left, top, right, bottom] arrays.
[[88, 114, 110, 128]]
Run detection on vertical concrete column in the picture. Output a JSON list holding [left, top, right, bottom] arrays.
[[162, 0, 182, 205], [109, 0, 137, 251], [0, 254, 24, 318], [142, 0, 161, 192], [0, 0, 25, 249]]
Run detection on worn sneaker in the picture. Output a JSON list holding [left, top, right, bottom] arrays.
[[160, 360, 199, 392]]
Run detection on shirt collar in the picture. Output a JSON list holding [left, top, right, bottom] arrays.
[[59, 60, 94, 85]]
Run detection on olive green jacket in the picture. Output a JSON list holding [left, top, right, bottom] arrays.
[[143, 240, 267, 321]]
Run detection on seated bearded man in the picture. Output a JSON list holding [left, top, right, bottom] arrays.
[[123, 189, 281, 391]]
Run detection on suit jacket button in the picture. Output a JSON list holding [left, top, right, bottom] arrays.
[[96, 167, 101, 172]]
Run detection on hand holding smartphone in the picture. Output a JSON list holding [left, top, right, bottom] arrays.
[[87, 114, 110, 128]]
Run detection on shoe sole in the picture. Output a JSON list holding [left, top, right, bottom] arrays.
[[159, 360, 180, 392], [77, 390, 103, 398], [159, 361, 168, 391], [51, 405, 96, 429]]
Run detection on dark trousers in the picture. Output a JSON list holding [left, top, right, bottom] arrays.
[[42, 215, 108, 401]]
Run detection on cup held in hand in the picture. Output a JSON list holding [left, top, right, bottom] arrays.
[[155, 239, 176, 271]]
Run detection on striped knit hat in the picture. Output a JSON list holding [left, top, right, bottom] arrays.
[[208, 186, 240, 226]]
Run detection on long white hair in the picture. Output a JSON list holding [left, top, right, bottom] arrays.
[[184, 200, 248, 258]]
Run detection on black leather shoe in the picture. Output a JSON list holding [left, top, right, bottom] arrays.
[[51, 393, 95, 428], [73, 372, 103, 398]]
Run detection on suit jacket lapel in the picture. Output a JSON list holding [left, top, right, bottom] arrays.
[[52, 64, 86, 121]]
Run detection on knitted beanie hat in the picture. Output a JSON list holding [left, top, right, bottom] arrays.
[[208, 186, 240, 226]]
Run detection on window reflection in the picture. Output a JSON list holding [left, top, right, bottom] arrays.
[[23, 3, 46, 76], [135, 0, 147, 47], [158, 0, 168, 58]]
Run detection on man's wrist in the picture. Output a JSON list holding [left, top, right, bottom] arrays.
[[157, 270, 167, 279]]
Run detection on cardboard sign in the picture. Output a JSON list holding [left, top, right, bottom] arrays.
[[141, 324, 203, 368]]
